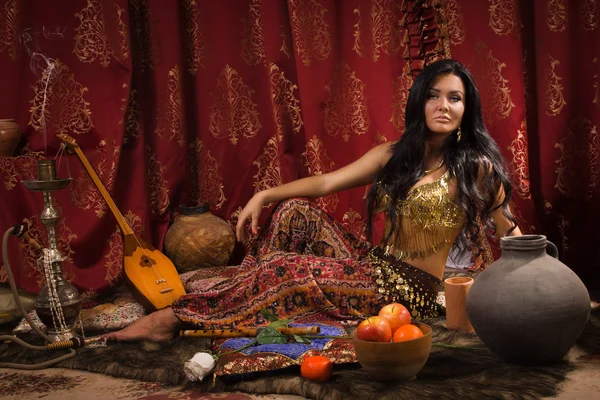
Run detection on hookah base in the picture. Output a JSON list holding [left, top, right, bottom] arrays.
[[46, 327, 78, 343]]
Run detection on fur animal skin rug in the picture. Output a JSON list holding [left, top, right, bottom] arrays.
[[4, 308, 597, 400], [199, 319, 576, 400]]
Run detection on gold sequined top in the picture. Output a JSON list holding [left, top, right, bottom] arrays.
[[376, 170, 466, 260]]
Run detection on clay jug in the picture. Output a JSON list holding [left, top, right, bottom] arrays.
[[0, 119, 21, 157], [164, 203, 235, 273], [466, 235, 590, 364]]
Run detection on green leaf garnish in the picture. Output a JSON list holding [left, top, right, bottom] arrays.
[[293, 334, 311, 344], [260, 309, 279, 322], [256, 326, 287, 344]]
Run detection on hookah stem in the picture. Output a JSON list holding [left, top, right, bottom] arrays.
[[42, 248, 68, 331], [0, 227, 77, 369]]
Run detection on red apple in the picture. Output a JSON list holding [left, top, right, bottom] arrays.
[[378, 302, 411, 334], [356, 316, 392, 342]]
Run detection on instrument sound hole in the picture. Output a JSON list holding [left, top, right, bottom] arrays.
[[140, 256, 156, 267]]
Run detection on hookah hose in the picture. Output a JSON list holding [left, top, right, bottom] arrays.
[[0, 225, 81, 369]]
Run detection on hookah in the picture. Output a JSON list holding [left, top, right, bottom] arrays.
[[0, 158, 105, 370]]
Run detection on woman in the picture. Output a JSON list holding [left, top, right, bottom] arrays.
[[109, 59, 521, 342]]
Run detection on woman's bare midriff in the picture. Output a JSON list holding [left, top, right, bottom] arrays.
[[402, 245, 453, 281], [376, 243, 452, 281]]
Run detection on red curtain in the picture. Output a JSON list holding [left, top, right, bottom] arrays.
[[0, 0, 598, 298]]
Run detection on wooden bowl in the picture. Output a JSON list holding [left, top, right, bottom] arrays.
[[352, 322, 432, 381]]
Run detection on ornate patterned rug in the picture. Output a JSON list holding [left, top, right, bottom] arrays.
[[3, 305, 599, 400]]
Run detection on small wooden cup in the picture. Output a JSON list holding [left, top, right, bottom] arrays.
[[352, 322, 432, 381], [444, 276, 475, 333]]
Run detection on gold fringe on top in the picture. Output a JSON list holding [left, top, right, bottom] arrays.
[[376, 171, 466, 260]]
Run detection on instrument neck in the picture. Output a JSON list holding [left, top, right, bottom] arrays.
[[72, 146, 133, 236]]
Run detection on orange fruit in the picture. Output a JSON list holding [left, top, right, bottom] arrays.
[[300, 355, 333, 382], [392, 324, 424, 342]]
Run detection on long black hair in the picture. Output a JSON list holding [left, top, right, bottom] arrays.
[[366, 59, 517, 256]]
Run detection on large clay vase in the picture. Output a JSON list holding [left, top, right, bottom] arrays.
[[0, 119, 21, 157], [164, 203, 236, 273], [466, 235, 590, 364]]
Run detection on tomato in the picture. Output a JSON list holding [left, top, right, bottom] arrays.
[[300, 355, 333, 382], [392, 324, 424, 342]]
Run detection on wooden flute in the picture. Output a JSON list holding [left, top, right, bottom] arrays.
[[179, 326, 321, 338]]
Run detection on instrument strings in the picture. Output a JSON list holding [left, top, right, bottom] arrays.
[[57, 142, 174, 301]]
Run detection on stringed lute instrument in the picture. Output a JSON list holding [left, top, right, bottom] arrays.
[[58, 134, 186, 311]]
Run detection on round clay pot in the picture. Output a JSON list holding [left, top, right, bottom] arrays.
[[0, 119, 21, 157], [164, 203, 236, 272], [466, 235, 590, 364]]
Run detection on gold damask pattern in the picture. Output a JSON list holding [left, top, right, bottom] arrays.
[[352, 8, 364, 58], [391, 62, 413, 131], [105, 227, 124, 285], [228, 206, 243, 235], [209, 65, 262, 145], [28, 60, 94, 135], [342, 207, 367, 241], [442, 0, 466, 46], [375, 131, 388, 143], [352, 0, 403, 62], [71, 141, 119, 218], [488, 0, 518, 36], [324, 64, 369, 141], [280, 6, 293, 58], [182, 0, 206, 74], [241, 0, 266, 66], [269, 63, 303, 142], [555, 116, 599, 201], [301, 135, 339, 213], [289, 0, 332, 67], [580, 0, 597, 31], [0, 0, 18, 61], [155, 65, 185, 147], [545, 56, 567, 117], [547, 0, 568, 32], [189, 138, 226, 209], [509, 200, 535, 234], [0, 148, 43, 190], [146, 146, 170, 216], [115, 5, 130, 60], [253, 137, 283, 197], [20, 216, 77, 288], [507, 120, 532, 199], [474, 41, 515, 124], [104, 211, 144, 285], [79, 288, 97, 301], [74, 0, 113, 67], [120, 83, 142, 143], [129, 0, 154, 72]]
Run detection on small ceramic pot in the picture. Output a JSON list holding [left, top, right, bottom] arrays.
[[0, 119, 21, 157], [444, 276, 474, 333]]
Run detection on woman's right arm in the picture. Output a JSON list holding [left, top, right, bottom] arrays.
[[235, 141, 395, 242]]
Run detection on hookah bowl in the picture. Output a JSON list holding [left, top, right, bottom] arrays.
[[22, 159, 82, 342]]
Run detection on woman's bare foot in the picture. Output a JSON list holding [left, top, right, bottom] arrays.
[[105, 307, 181, 342]]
